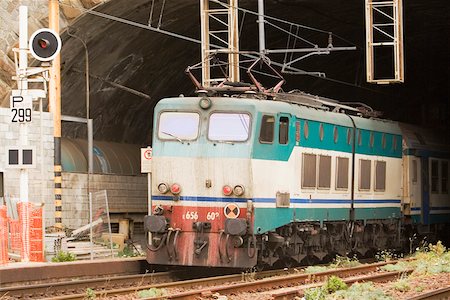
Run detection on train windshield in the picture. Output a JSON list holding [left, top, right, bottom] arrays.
[[158, 112, 200, 141], [208, 112, 251, 142]]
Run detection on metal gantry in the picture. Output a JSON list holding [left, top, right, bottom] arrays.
[[365, 0, 404, 84], [200, 0, 240, 87]]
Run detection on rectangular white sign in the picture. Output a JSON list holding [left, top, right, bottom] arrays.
[[10, 90, 32, 123], [141, 147, 152, 173]]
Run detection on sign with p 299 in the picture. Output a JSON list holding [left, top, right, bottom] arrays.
[[10, 94, 32, 123]]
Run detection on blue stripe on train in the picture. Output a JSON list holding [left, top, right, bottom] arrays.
[[152, 195, 400, 205]]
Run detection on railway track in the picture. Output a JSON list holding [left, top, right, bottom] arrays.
[[142, 261, 409, 300], [5, 258, 446, 300], [409, 286, 450, 300], [0, 271, 176, 299], [7, 259, 405, 300]]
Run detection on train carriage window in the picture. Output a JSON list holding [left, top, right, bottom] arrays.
[[319, 123, 324, 141], [412, 160, 418, 184], [208, 113, 251, 142], [318, 155, 331, 189], [158, 112, 200, 141], [302, 153, 316, 188], [304, 120, 309, 140], [336, 157, 349, 190], [333, 126, 339, 144], [359, 159, 371, 191], [279, 116, 289, 144], [259, 115, 275, 143], [358, 130, 362, 146], [393, 136, 398, 151], [431, 160, 439, 193], [295, 121, 300, 143], [442, 161, 449, 194], [370, 132, 374, 148], [347, 128, 352, 145], [375, 161, 386, 191]]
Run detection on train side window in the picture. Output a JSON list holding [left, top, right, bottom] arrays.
[[333, 126, 339, 144], [304, 120, 309, 140], [347, 128, 352, 145], [336, 157, 349, 190], [259, 115, 274, 143], [302, 153, 316, 189], [359, 159, 371, 191], [319, 123, 324, 141], [442, 161, 448, 194], [318, 155, 331, 189], [358, 130, 362, 146], [375, 161, 386, 191], [431, 160, 439, 193], [279, 116, 289, 145], [393, 136, 398, 151]]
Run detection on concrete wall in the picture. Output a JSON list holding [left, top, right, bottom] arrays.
[[0, 107, 55, 224], [61, 172, 147, 229]]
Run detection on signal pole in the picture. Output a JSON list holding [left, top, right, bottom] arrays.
[[48, 0, 63, 229], [18, 5, 30, 262]]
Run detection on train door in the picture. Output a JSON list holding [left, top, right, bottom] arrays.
[[409, 157, 422, 215]]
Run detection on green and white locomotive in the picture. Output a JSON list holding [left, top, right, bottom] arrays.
[[144, 90, 450, 268]]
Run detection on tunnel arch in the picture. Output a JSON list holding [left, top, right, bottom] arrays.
[[1, 0, 448, 146]]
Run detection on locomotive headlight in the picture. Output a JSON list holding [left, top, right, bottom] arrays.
[[233, 185, 245, 196], [222, 185, 233, 196], [157, 183, 169, 194], [199, 97, 212, 110], [170, 183, 181, 195]]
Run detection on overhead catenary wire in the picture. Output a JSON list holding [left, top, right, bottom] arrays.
[[209, 0, 357, 47], [58, 2, 383, 94]]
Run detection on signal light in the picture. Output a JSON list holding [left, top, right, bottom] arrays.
[[233, 185, 245, 196], [29, 28, 61, 62], [38, 39, 49, 49], [170, 183, 181, 195], [222, 185, 233, 196]]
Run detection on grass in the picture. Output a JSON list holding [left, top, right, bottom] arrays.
[[329, 282, 393, 300], [304, 276, 348, 300], [304, 254, 361, 274], [304, 241, 449, 300], [51, 250, 76, 262], [137, 287, 167, 298]]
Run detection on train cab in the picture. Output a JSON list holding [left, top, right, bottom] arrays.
[[144, 96, 260, 267]]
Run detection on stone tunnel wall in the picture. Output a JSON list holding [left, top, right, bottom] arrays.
[[61, 172, 148, 229], [0, 0, 109, 107]]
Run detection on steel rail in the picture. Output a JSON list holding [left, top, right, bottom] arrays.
[[24, 260, 407, 300], [408, 286, 450, 300], [0, 271, 174, 299], [41, 268, 296, 300], [146, 261, 403, 300], [270, 269, 415, 299]]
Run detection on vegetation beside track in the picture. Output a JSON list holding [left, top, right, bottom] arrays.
[[302, 241, 450, 300]]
